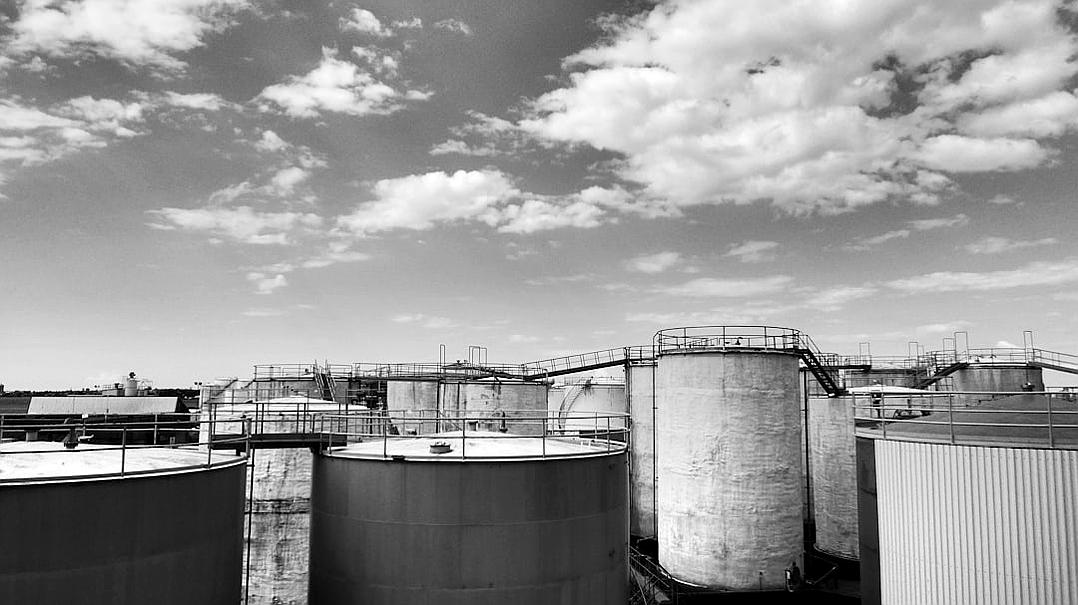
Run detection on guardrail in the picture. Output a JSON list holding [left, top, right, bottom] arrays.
[[852, 391, 1078, 450], [306, 410, 630, 460], [0, 416, 250, 483]]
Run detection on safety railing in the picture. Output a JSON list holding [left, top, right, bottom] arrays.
[[0, 416, 249, 483], [204, 395, 366, 438], [655, 325, 803, 353], [311, 410, 630, 460], [351, 362, 528, 380], [852, 391, 1078, 450]]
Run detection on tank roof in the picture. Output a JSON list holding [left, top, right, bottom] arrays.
[[326, 430, 624, 462], [858, 393, 1078, 449], [0, 442, 242, 483]]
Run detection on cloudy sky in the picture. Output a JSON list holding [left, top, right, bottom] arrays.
[[2, 0, 1078, 389]]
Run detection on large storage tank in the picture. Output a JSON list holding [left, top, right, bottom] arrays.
[[655, 327, 803, 590], [627, 362, 657, 537], [857, 393, 1078, 605], [808, 394, 858, 560], [548, 379, 626, 432], [0, 440, 246, 604], [203, 397, 342, 605], [308, 430, 628, 604], [949, 362, 1044, 394], [388, 379, 549, 435]]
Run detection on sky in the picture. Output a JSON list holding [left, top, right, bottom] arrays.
[[2, 0, 1078, 389]]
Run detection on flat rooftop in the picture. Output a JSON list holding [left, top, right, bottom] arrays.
[[0, 441, 242, 483]]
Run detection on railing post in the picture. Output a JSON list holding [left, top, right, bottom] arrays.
[[121, 427, 127, 476], [948, 394, 955, 445], [1047, 393, 1054, 448], [153, 413, 158, 445]]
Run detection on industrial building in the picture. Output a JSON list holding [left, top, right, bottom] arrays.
[[3, 328, 1077, 604]]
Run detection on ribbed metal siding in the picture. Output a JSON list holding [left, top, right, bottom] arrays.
[[876, 440, 1078, 604]]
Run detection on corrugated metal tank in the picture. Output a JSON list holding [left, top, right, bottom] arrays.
[[863, 439, 1078, 605], [308, 435, 628, 604], [656, 349, 803, 590], [808, 395, 858, 559], [0, 443, 246, 604], [628, 362, 656, 537]]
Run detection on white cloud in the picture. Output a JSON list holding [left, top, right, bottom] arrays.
[[391, 313, 458, 329], [340, 8, 390, 36], [338, 169, 519, 235], [434, 18, 473, 35], [626, 251, 682, 273], [847, 213, 968, 250], [663, 276, 793, 298], [886, 259, 1078, 293], [915, 321, 972, 335], [161, 91, 229, 111], [800, 285, 879, 312], [520, 0, 1078, 214], [242, 308, 287, 317], [258, 48, 429, 118], [337, 170, 620, 236], [247, 272, 288, 294], [725, 240, 779, 263], [7, 0, 248, 72], [269, 166, 310, 194], [254, 130, 289, 152], [392, 17, 423, 30], [913, 135, 1050, 172], [963, 236, 1058, 254], [147, 206, 322, 245]]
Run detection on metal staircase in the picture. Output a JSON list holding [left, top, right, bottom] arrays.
[[792, 337, 845, 396], [313, 364, 337, 402]]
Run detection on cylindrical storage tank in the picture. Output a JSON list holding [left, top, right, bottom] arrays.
[[808, 395, 858, 560], [452, 380, 549, 435], [124, 374, 138, 396], [949, 362, 1044, 396], [656, 337, 803, 590], [549, 380, 626, 432], [309, 433, 628, 604], [0, 442, 246, 604], [201, 397, 341, 605], [386, 380, 439, 412], [627, 362, 656, 537], [842, 368, 920, 390]]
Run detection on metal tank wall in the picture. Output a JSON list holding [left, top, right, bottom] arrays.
[[949, 363, 1044, 394], [627, 362, 656, 537], [0, 461, 246, 604], [808, 395, 858, 559], [308, 452, 628, 604], [868, 440, 1078, 604], [386, 380, 439, 412], [550, 382, 627, 431], [842, 368, 920, 389], [449, 380, 549, 435], [656, 350, 803, 590]]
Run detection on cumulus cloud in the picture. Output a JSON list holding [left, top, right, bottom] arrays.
[[626, 251, 682, 273], [434, 19, 473, 35], [257, 48, 431, 118], [963, 236, 1058, 254], [147, 206, 322, 245], [6, 0, 248, 72], [336, 169, 625, 236], [725, 240, 779, 263], [247, 272, 288, 294], [340, 8, 390, 36], [519, 0, 1078, 214]]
